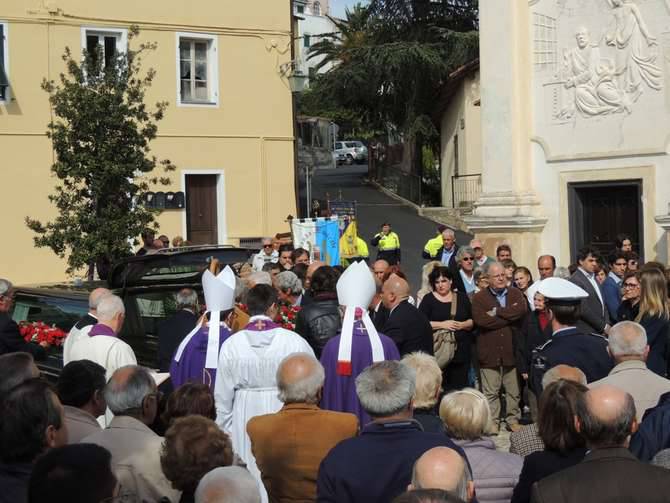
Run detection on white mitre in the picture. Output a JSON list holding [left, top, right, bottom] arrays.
[[174, 266, 236, 369], [335, 261, 385, 375]]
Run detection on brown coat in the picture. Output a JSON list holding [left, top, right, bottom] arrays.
[[472, 287, 527, 368], [247, 403, 358, 503]]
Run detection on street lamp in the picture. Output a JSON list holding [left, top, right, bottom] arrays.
[[279, 60, 308, 93]]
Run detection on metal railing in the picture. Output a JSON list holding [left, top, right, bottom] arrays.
[[376, 163, 423, 205], [451, 174, 482, 209]]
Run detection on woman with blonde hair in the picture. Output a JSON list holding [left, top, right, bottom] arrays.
[[439, 388, 522, 503], [417, 261, 441, 305], [635, 267, 670, 376]]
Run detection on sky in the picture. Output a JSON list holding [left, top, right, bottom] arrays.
[[331, 0, 369, 18]]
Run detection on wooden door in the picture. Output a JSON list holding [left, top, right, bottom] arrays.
[[186, 174, 218, 245], [568, 181, 642, 261]]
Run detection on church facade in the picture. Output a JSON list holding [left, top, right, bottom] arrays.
[[468, 0, 670, 267]]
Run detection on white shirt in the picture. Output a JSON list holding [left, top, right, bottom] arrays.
[[63, 313, 97, 365], [252, 250, 278, 272], [68, 332, 137, 380], [579, 267, 604, 309]]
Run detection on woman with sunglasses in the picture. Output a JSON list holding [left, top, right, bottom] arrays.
[[418, 266, 474, 391], [456, 246, 477, 297]]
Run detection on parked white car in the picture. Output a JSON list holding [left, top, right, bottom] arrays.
[[335, 140, 368, 165]]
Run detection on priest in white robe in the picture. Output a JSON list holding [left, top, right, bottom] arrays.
[[214, 283, 314, 502], [63, 287, 110, 365]]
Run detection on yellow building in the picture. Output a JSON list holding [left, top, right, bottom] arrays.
[[0, 1, 297, 283]]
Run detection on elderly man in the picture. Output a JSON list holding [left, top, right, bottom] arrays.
[[382, 276, 433, 356], [56, 360, 107, 443], [471, 262, 527, 433], [63, 287, 111, 365], [82, 365, 179, 502], [317, 361, 466, 503], [0, 278, 47, 359], [408, 447, 474, 502], [252, 237, 279, 272], [0, 352, 40, 397], [590, 321, 670, 421], [68, 294, 137, 380], [247, 353, 358, 502], [157, 288, 198, 372], [402, 352, 444, 433], [510, 365, 587, 457], [214, 284, 314, 501], [0, 378, 68, 503], [195, 466, 261, 503], [569, 246, 609, 335], [276, 271, 304, 307], [532, 385, 670, 502], [470, 239, 494, 269]]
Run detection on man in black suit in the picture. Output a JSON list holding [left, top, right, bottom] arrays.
[[531, 385, 670, 503], [569, 247, 610, 335], [381, 276, 433, 356], [421, 229, 465, 293], [158, 288, 199, 372], [0, 279, 46, 360]]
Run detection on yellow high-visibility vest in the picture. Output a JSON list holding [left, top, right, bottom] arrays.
[[375, 232, 400, 251], [424, 234, 443, 258]]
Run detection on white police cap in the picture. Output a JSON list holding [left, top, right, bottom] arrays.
[[537, 277, 588, 304]]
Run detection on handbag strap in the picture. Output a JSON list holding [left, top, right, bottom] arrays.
[[450, 293, 458, 319]]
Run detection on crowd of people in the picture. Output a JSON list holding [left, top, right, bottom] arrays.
[[3, 227, 670, 502]]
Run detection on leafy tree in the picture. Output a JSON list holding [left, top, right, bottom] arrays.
[[26, 26, 174, 279]]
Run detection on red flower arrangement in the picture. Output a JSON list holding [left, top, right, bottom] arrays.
[[275, 304, 301, 331], [19, 321, 67, 347]]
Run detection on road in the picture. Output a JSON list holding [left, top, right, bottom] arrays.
[[310, 164, 472, 290]]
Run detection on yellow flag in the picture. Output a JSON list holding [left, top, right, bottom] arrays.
[[339, 219, 359, 259]]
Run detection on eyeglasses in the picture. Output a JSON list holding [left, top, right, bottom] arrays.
[[623, 283, 639, 289], [263, 244, 273, 248], [461, 257, 474, 262]]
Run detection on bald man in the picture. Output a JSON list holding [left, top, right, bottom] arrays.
[[247, 353, 357, 502], [195, 466, 261, 503], [409, 447, 474, 502], [382, 276, 433, 356], [532, 385, 670, 503], [63, 287, 111, 365]]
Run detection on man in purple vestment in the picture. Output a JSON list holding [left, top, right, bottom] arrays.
[[319, 261, 401, 426], [170, 261, 236, 391]]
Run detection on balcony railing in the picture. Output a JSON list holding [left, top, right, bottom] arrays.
[[451, 174, 482, 209]]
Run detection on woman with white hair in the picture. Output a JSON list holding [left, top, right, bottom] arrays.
[[440, 388, 522, 503]]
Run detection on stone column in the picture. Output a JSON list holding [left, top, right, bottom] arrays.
[[655, 214, 670, 263], [463, 0, 547, 269]]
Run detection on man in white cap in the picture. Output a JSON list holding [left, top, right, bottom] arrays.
[[170, 259, 236, 390], [319, 261, 400, 426], [214, 283, 314, 502], [529, 278, 613, 394]]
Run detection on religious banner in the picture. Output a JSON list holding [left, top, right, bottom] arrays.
[[291, 217, 340, 266], [328, 200, 357, 219], [339, 217, 360, 259]]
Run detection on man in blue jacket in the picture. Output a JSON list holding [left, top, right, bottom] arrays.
[[601, 251, 627, 322], [316, 360, 468, 503]]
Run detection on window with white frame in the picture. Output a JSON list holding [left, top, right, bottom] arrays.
[[177, 33, 218, 106], [81, 27, 127, 73], [0, 22, 9, 101]]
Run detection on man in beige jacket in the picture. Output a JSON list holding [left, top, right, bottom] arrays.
[[590, 321, 670, 421], [82, 365, 180, 502]]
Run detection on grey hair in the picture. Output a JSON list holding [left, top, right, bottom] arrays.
[[401, 352, 442, 409], [276, 353, 325, 404], [608, 321, 648, 357], [176, 288, 198, 310], [542, 365, 587, 389], [96, 294, 125, 322], [88, 288, 111, 310], [483, 261, 504, 277], [195, 466, 261, 503], [355, 361, 416, 417], [0, 279, 12, 297], [554, 266, 571, 279], [104, 365, 155, 415], [441, 228, 455, 238], [276, 271, 303, 295], [456, 246, 475, 262], [248, 271, 272, 286]]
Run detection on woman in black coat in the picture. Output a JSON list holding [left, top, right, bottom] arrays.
[[635, 268, 670, 376], [294, 266, 341, 358], [511, 380, 588, 503], [418, 266, 474, 391]]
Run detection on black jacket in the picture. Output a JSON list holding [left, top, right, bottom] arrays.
[[630, 391, 670, 462], [294, 294, 340, 358], [0, 313, 46, 360], [516, 311, 552, 375], [157, 310, 198, 372], [383, 300, 433, 356], [531, 447, 670, 503], [370, 303, 390, 332], [511, 448, 586, 503], [0, 462, 32, 503]]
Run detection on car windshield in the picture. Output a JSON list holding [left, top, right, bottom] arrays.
[[12, 295, 89, 332], [345, 142, 360, 148]]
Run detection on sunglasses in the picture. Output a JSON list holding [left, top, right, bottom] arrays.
[[263, 244, 273, 248], [623, 283, 639, 288], [461, 257, 474, 262]]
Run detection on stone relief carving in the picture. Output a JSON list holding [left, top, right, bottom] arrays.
[[546, 0, 663, 119]]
